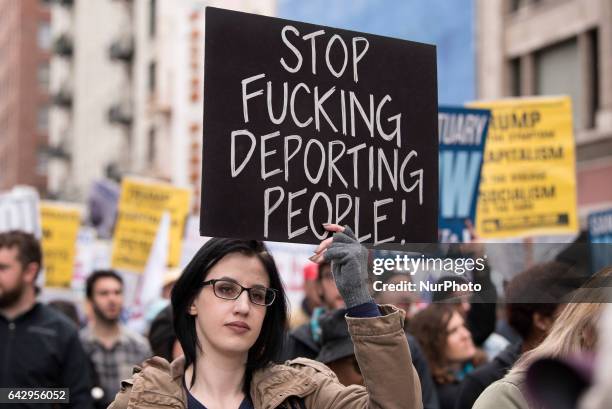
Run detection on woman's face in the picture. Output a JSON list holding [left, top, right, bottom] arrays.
[[445, 311, 476, 363], [189, 252, 269, 359]]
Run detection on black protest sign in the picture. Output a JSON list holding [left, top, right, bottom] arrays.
[[201, 7, 438, 245]]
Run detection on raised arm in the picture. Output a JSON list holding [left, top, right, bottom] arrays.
[[305, 224, 423, 409]]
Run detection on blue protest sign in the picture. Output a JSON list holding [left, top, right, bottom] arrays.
[[438, 107, 490, 242], [588, 208, 612, 272]]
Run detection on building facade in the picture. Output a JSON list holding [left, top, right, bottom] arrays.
[[47, 0, 275, 209], [0, 0, 51, 194], [476, 0, 612, 220], [141, 0, 276, 214], [47, 0, 132, 200]]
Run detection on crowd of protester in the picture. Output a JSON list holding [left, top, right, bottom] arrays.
[[0, 228, 610, 409]]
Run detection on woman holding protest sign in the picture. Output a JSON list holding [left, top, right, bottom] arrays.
[[108, 223, 421, 409]]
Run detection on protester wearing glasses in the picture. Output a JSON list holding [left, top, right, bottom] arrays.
[[108, 224, 422, 409]]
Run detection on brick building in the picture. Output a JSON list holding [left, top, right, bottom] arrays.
[[0, 0, 51, 195]]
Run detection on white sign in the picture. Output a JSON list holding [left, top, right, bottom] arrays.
[[0, 186, 41, 237]]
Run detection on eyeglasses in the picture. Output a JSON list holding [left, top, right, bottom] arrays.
[[202, 279, 277, 306]]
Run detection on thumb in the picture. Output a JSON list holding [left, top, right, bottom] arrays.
[[342, 225, 357, 241]]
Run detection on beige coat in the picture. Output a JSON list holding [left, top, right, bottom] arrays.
[[472, 371, 529, 409], [108, 305, 422, 409]]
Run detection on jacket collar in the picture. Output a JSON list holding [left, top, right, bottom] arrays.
[[0, 301, 40, 323], [166, 356, 318, 409], [170, 355, 186, 381], [250, 362, 319, 409]]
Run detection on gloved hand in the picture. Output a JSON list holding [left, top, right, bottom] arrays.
[[319, 225, 372, 309]]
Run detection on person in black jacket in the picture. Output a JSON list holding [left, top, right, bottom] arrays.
[[0, 230, 93, 409]]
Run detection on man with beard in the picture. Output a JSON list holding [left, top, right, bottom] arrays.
[[80, 270, 151, 408], [0, 230, 92, 408]]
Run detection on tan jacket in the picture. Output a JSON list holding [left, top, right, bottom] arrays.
[[108, 305, 422, 409], [472, 371, 529, 409]]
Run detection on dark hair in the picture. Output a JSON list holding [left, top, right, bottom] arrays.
[[149, 305, 176, 362], [85, 270, 124, 300], [48, 299, 80, 326], [0, 230, 42, 277], [431, 275, 470, 303], [408, 303, 458, 384], [505, 262, 570, 339], [171, 238, 288, 393]]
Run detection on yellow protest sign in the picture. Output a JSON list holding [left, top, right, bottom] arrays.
[[40, 202, 82, 288], [111, 178, 191, 272], [468, 96, 578, 238]]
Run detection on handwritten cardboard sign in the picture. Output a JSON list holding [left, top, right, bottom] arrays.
[[201, 7, 438, 245]]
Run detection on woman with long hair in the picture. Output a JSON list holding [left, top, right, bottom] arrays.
[[109, 224, 421, 409], [472, 266, 612, 409], [408, 303, 486, 409]]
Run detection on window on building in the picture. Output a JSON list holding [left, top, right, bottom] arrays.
[[37, 22, 51, 50], [37, 145, 48, 175], [587, 29, 599, 128], [149, 0, 157, 38], [148, 61, 156, 94], [509, 0, 542, 13], [535, 38, 582, 127], [0, 112, 5, 132], [509, 57, 521, 96], [37, 105, 49, 132], [509, 0, 521, 12], [532, 32, 599, 129], [147, 127, 156, 165], [38, 63, 50, 89]]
